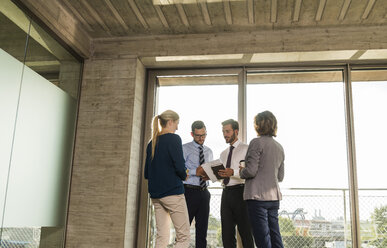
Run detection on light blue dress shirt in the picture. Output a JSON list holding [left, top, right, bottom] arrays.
[[183, 141, 213, 186]]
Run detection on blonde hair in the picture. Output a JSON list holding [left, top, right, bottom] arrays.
[[151, 110, 179, 159]]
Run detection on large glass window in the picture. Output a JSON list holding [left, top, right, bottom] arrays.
[[246, 71, 348, 188], [246, 70, 351, 248], [157, 76, 238, 158], [154, 74, 238, 247], [147, 67, 387, 247], [0, 0, 82, 247], [352, 69, 387, 248]]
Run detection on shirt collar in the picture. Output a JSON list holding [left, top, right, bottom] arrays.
[[230, 139, 241, 149], [193, 141, 203, 148]]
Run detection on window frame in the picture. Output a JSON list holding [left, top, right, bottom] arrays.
[[139, 64, 387, 248]]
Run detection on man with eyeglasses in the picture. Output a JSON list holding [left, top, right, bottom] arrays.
[[182, 120, 213, 248]]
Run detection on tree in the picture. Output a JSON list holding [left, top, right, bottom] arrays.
[[370, 205, 387, 248], [207, 214, 222, 247], [208, 214, 220, 230], [279, 216, 314, 248], [279, 216, 296, 236]]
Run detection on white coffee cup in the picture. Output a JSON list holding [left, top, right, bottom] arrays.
[[239, 160, 245, 168]]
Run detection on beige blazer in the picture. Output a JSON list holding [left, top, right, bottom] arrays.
[[240, 136, 285, 201]]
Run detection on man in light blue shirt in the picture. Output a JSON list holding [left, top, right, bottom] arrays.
[[183, 120, 213, 248]]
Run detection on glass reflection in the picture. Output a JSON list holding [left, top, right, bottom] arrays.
[[0, 0, 82, 247]]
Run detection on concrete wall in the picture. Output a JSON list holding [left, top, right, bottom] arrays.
[[65, 58, 146, 248]]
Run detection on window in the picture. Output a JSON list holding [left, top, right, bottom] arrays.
[[153, 74, 238, 247], [246, 70, 351, 247], [352, 69, 387, 247], [145, 67, 387, 248]]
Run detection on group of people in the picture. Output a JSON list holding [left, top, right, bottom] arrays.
[[144, 110, 285, 248]]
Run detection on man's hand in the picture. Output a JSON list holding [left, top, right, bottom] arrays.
[[196, 166, 209, 178], [201, 175, 210, 181], [196, 166, 204, 176], [196, 166, 209, 181], [218, 168, 233, 178]]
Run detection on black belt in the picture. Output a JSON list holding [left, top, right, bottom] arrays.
[[224, 184, 244, 190], [184, 184, 207, 191]]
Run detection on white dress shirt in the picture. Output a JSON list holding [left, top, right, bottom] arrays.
[[219, 139, 248, 186]]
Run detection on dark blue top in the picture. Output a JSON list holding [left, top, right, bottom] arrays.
[[144, 133, 187, 199]]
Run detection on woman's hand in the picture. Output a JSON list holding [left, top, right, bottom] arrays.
[[239, 165, 244, 175]]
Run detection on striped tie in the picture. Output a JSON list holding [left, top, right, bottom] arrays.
[[199, 145, 206, 189]]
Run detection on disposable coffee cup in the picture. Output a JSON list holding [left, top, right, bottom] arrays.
[[239, 160, 245, 168]]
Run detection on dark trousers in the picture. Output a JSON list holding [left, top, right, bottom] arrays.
[[246, 200, 284, 248], [184, 186, 210, 248], [221, 185, 254, 248]]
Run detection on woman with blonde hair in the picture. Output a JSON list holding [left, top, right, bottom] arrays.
[[240, 110, 285, 248], [144, 110, 190, 248]]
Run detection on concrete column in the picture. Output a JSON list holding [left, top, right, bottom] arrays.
[[65, 57, 146, 248]]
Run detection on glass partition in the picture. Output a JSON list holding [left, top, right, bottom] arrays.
[[0, 0, 82, 247], [351, 69, 387, 248], [0, 2, 31, 246]]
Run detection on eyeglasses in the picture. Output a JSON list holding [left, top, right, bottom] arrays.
[[193, 133, 207, 138]]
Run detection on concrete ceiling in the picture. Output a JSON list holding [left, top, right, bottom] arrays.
[[59, 0, 387, 38], [9, 0, 387, 66], [3, 0, 387, 83]]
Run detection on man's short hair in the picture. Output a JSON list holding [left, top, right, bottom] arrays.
[[221, 119, 239, 130], [191, 120, 206, 132]]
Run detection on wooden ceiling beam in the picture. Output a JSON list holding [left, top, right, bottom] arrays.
[[293, 0, 302, 22], [104, 0, 129, 31], [247, 0, 254, 24], [199, 2, 211, 25], [338, 0, 351, 21], [361, 0, 376, 19], [315, 0, 327, 21], [81, 0, 112, 35], [223, 0, 232, 25], [176, 4, 190, 27], [271, 0, 277, 23], [154, 5, 169, 28]]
